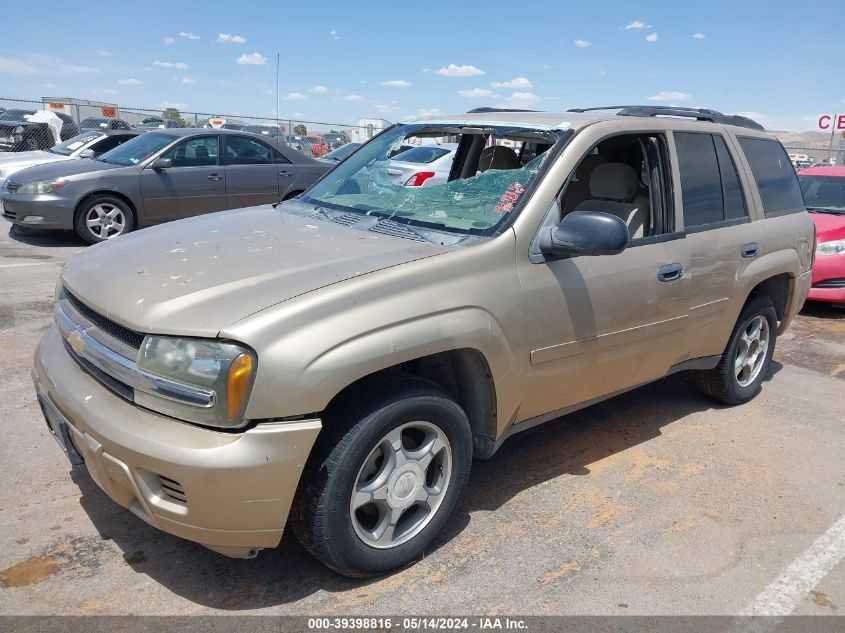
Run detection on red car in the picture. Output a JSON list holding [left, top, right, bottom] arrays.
[[798, 166, 845, 306], [302, 135, 329, 158]]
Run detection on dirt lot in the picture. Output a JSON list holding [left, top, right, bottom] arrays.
[[0, 225, 843, 617]]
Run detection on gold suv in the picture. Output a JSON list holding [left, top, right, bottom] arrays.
[[32, 106, 814, 577]]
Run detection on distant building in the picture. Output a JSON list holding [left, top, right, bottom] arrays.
[[350, 117, 391, 143]]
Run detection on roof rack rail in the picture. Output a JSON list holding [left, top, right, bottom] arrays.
[[566, 105, 765, 131], [466, 107, 541, 114]]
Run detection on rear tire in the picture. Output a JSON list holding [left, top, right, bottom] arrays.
[[74, 195, 135, 244], [291, 375, 473, 577], [696, 296, 778, 405]]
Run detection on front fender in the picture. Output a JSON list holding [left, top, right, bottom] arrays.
[[243, 307, 522, 427]]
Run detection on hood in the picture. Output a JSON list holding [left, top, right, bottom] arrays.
[[61, 204, 451, 337], [9, 158, 121, 184], [809, 211, 845, 242], [0, 151, 65, 176]]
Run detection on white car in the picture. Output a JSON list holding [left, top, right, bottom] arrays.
[[0, 130, 138, 190], [387, 143, 458, 187]]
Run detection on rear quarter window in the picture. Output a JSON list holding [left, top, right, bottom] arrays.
[[738, 137, 805, 217]]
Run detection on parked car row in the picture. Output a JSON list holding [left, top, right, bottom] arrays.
[[1, 128, 330, 243], [0, 108, 79, 152]]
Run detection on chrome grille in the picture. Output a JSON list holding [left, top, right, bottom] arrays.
[[66, 291, 144, 349]]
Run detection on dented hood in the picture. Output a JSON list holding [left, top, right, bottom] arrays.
[[61, 205, 450, 337]]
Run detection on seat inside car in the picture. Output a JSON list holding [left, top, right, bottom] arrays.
[[573, 162, 650, 239], [478, 145, 521, 171]]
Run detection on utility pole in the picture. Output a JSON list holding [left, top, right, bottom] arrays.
[[275, 53, 280, 129]]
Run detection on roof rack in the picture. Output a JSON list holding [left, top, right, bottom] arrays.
[[566, 105, 765, 131], [465, 107, 541, 114]]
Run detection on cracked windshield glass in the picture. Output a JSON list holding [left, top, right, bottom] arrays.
[[301, 123, 562, 236]]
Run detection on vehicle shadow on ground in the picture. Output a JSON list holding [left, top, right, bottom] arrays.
[[7, 226, 86, 248], [800, 302, 845, 320], [71, 364, 782, 610]]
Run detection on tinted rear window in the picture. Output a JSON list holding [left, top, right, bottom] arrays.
[[738, 137, 805, 217]]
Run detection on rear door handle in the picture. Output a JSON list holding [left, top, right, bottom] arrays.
[[208, 174, 223, 181], [741, 242, 758, 258], [657, 263, 683, 282]]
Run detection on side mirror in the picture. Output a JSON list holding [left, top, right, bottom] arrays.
[[538, 210, 629, 258], [150, 157, 172, 170], [78, 148, 95, 159]]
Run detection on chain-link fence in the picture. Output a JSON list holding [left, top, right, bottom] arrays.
[[0, 96, 389, 157], [780, 142, 844, 169]]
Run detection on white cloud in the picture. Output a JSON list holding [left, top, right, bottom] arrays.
[[459, 88, 494, 98], [117, 78, 142, 85], [416, 108, 440, 118], [574, 39, 591, 48], [0, 56, 40, 74], [179, 31, 201, 40], [693, 32, 706, 39], [330, 29, 339, 40], [309, 85, 329, 93], [217, 33, 246, 44], [180, 77, 196, 84], [92, 88, 120, 96], [164, 36, 175, 44], [624, 20, 652, 29], [42, 83, 56, 88], [646, 91, 691, 102], [341, 94, 365, 101], [97, 51, 112, 57], [158, 101, 186, 110], [375, 103, 398, 114], [0, 54, 98, 75], [435, 63, 485, 77], [281, 92, 307, 101], [598, 70, 608, 75], [381, 79, 411, 87], [646, 33, 659, 42], [490, 77, 532, 89], [236, 52, 267, 65], [501, 92, 540, 108], [153, 60, 189, 70]]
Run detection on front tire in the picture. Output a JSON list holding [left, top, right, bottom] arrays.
[[74, 195, 135, 244], [291, 376, 473, 577], [696, 296, 778, 405]]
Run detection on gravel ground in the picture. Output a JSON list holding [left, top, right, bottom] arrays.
[[0, 224, 843, 617]]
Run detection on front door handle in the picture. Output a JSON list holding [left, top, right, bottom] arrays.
[[279, 171, 293, 177], [741, 242, 759, 258], [657, 263, 683, 282], [207, 174, 223, 181]]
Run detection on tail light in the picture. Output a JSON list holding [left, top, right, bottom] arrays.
[[404, 172, 436, 187]]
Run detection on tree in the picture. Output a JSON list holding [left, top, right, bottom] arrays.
[[161, 107, 187, 128], [293, 124, 307, 135]]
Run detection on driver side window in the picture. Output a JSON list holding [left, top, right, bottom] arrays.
[[161, 136, 220, 168], [557, 133, 674, 242]]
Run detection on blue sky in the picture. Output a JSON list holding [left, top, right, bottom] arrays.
[[1, 0, 842, 130]]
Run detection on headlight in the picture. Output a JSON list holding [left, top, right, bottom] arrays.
[[135, 336, 256, 428], [816, 238, 845, 256], [17, 179, 67, 195]]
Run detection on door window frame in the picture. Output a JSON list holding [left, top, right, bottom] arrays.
[[671, 130, 752, 234], [221, 134, 277, 166], [529, 130, 680, 263], [158, 134, 221, 168]]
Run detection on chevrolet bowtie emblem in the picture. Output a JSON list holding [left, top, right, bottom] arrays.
[[68, 330, 85, 356]]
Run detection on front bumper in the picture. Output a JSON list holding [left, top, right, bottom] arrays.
[[807, 252, 845, 304], [33, 327, 321, 558], [1, 192, 77, 229]]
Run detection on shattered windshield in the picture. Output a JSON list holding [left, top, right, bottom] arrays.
[[300, 122, 562, 236]]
